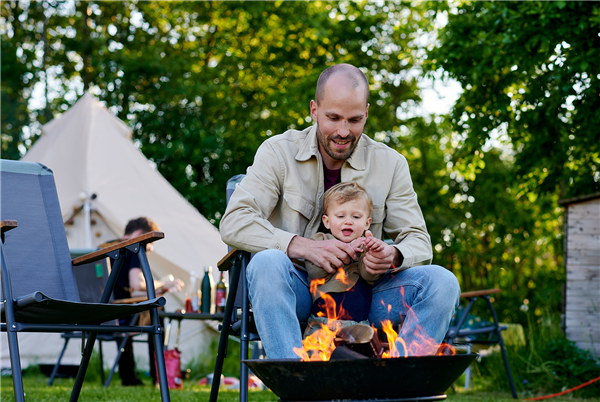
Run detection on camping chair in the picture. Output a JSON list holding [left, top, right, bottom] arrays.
[[444, 288, 517, 399], [210, 174, 260, 402], [48, 314, 141, 387], [0, 159, 171, 402], [48, 255, 153, 388]]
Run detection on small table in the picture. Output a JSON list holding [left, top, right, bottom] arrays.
[[159, 311, 225, 341]]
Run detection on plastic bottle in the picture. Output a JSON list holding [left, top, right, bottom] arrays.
[[215, 272, 228, 313], [200, 266, 214, 313], [186, 272, 199, 313]]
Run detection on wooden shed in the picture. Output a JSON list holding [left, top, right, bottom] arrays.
[[559, 192, 600, 358]]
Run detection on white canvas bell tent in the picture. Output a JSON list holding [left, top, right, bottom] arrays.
[[1, 92, 228, 371]]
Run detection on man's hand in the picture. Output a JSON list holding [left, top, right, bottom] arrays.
[[288, 235, 363, 274], [362, 231, 403, 275]]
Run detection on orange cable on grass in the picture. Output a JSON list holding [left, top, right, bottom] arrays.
[[522, 376, 600, 401]]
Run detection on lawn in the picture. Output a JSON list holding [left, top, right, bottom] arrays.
[[2, 373, 600, 402]]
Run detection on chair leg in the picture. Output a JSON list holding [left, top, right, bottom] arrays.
[[98, 340, 105, 385], [498, 332, 518, 399], [240, 254, 250, 402], [486, 297, 517, 399], [464, 344, 472, 390], [48, 336, 71, 386], [152, 331, 171, 402], [7, 329, 25, 402], [69, 331, 98, 402], [210, 259, 242, 402], [105, 333, 129, 387]]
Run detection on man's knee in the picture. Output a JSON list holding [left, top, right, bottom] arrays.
[[385, 264, 460, 308], [247, 249, 292, 279], [426, 265, 460, 307]]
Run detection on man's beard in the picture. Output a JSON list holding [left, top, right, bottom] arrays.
[[315, 121, 359, 162]]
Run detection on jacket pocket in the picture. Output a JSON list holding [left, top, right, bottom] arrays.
[[372, 204, 384, 224], [283, 191, 315, 220]]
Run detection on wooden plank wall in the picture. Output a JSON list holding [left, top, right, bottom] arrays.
[[565, 197, 600, 358]]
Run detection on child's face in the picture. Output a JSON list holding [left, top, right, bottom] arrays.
[[322, 198, 372, 243]]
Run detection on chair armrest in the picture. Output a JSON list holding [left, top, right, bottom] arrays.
[[461, 288, 501, 298], [72, 231, 165, 266], [1, 220, 18, 234], [218, 248, 243, 271], [1, 220, 18, 243]]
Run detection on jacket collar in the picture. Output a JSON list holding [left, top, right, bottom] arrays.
[[296, 124, 366, 171]]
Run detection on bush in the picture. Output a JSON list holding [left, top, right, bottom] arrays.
[[471, 310, 600, 398]]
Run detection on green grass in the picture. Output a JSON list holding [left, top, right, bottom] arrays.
[[2, 373, 600, 402], [3, 315, 599, 402], [0, 373, 275, 402]]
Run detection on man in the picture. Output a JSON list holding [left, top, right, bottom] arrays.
[[220, 63, 460, 359], [114, 217, 183, 386]]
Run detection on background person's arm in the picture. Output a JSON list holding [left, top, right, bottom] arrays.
[[129, 268, 184, 296]]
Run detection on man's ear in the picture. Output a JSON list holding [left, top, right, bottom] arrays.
[[310, 100, 318, 123], [322, 214, 331, 230]]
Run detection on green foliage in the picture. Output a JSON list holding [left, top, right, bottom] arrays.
[[1, 0, 434, 224], [426, 1, 600, 199], [383, 116, 564, 326], [473, 311, 600, 398], [1, 0, 582, 332]]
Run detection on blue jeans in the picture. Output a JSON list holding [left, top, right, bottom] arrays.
[[246, 249, 460, 359]]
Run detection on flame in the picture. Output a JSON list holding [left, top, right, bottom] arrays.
[[296, 283, 457, 361], [309, 278, 326, 299], [380, 320, 403, 358], [294, 293, 341, 361], [334, 266, 352, 285]]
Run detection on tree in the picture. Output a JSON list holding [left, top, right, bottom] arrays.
[[382, 115, 564, 325], [3, 1, 568, 328], [1, 0, 436, 223], [427, 1, 600, 199]]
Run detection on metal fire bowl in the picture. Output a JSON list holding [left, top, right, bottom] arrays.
[[243, 354, 477, 402]]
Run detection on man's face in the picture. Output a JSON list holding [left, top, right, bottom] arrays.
[[310, 75, 369, 170], [323, 198, 372, 243]]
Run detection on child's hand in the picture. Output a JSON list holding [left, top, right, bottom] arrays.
[[350, 236, 367, 252], [364, 230, 386, 252]]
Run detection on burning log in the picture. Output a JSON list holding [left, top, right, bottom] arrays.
[[330, 345, 369, 360], [331, 324, 384, 359], [295, 286, 456, 360]]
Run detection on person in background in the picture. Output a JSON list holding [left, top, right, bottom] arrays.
[[114, 217, 184, 386]]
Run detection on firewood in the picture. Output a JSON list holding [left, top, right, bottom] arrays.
[[330, 344, 369, 360], [334, 324, 374, 345]]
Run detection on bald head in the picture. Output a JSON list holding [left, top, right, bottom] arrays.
[[315, 64, 370, 106]]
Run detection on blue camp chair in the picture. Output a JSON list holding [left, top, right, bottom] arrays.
[[444, 288, 517, 398], [0, 159, 171, 402]]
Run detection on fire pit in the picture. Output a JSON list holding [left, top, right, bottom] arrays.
[[244, 354, 477, 401]]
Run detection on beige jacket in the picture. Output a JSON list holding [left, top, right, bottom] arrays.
[[305, 233, 380, 302], [219, 125, 432, 270]]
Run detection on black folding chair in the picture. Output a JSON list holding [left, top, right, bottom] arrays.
[[48, 314, 139, 387], [48, 256, 152, 388], [0, 159, 171, 402], [444, 288, 517, 398], [210, 174, 263, 402]]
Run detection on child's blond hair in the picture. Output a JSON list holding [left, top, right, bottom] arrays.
[[323, 182, 373, 216]]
